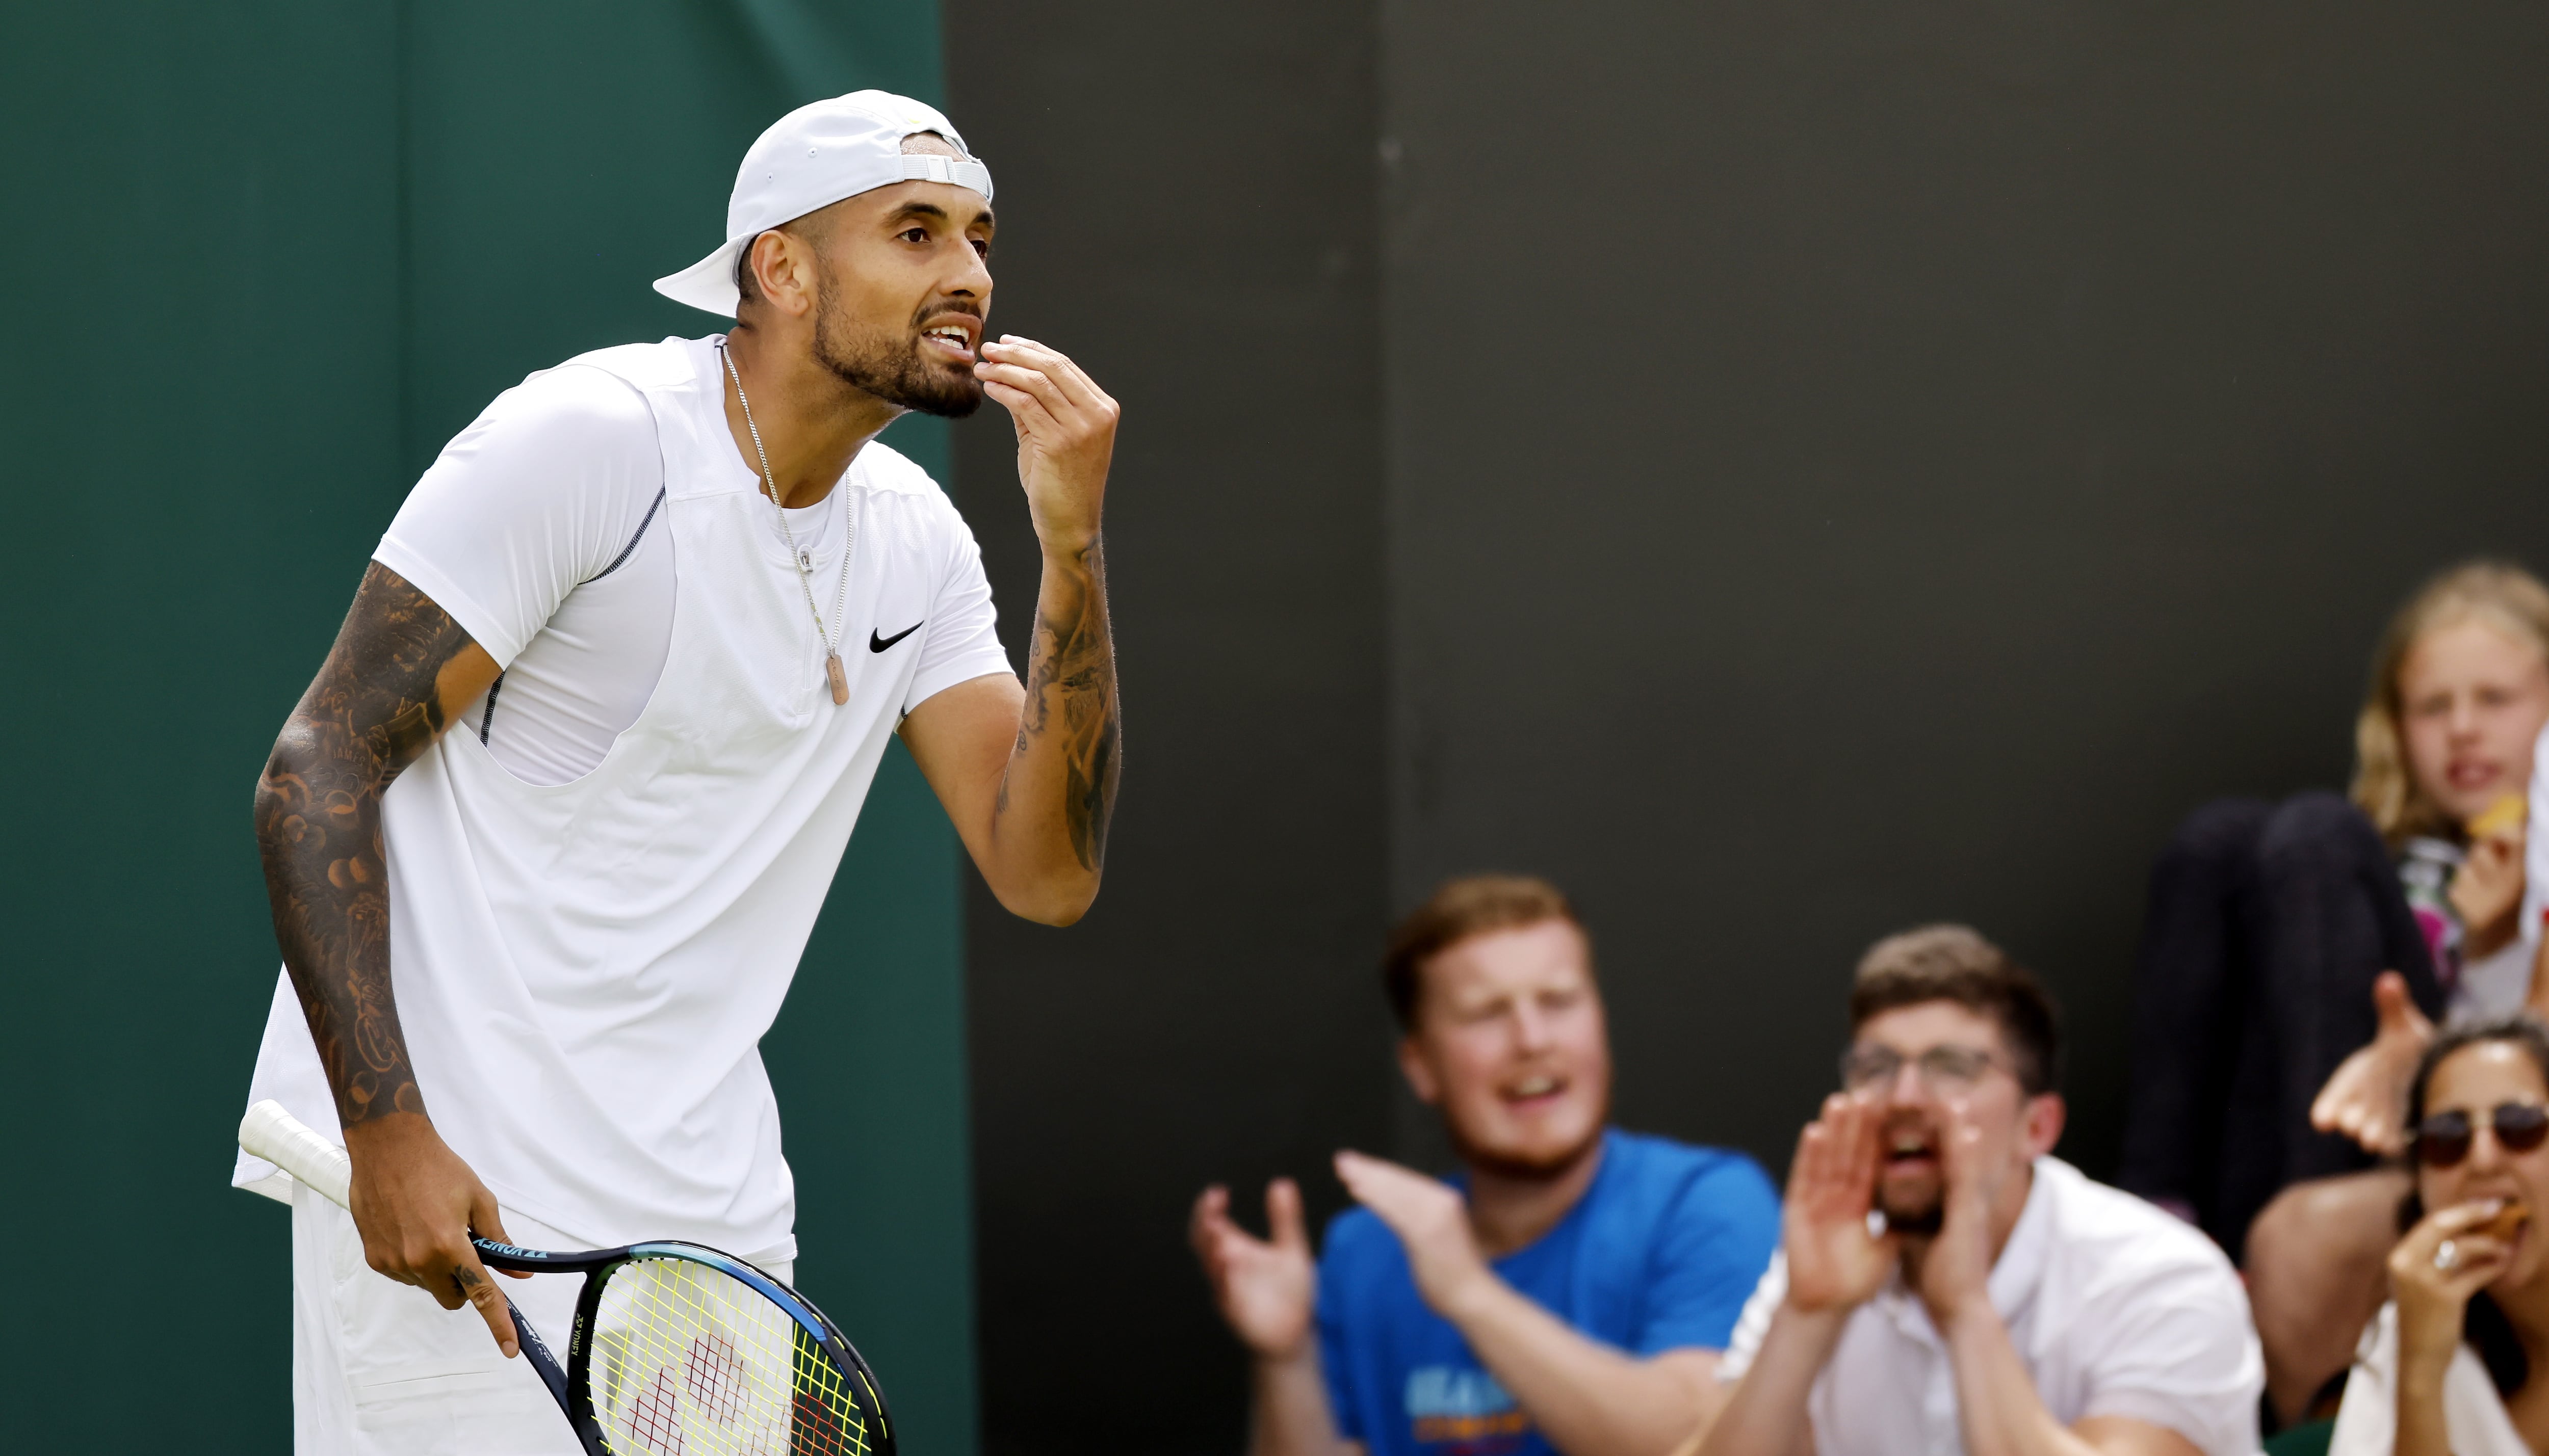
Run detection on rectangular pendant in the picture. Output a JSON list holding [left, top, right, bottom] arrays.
[[825, 651, 849, 705]]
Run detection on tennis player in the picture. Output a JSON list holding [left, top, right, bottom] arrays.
[[236, 90, 1117, 1449]]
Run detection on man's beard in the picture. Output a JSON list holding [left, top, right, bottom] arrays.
[[1443, 1093, 1609, 1183], [1878, 1192, 1944, 1237], [811, 288, 984, 419]]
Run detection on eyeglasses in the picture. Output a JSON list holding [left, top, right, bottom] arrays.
[[2414, 1103, 2549, 1168], [1839, 1044, 2005, 1095]]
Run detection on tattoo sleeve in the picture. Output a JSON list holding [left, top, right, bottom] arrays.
[[1016, 538, 1120, 871], [253, 563, 475, 1129]]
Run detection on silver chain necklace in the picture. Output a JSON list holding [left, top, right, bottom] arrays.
[[719, 339, 855, 706]]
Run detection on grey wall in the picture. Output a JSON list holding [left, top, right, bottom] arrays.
[[951, 3, 2549, 1454], [1377, 0, 2549, 1184], [943, 3, 1391, 1453]]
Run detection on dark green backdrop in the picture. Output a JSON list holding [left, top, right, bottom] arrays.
[[0, 4, 981, 1450]]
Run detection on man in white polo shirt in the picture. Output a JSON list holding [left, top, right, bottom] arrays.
[[239, 90, 1120, 1449], [1701, 927, 2262, 1456]]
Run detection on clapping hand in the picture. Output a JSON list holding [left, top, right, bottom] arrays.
[[1333, 1150, 1495, 1319], [1781, 1093, 1900, 1315], [1191, 1178, 1317, 1359]]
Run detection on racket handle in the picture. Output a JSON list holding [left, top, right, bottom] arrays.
[[240, 1099, 354, 1210]]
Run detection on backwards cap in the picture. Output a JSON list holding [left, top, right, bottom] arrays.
[[653, 89, 992, 318]]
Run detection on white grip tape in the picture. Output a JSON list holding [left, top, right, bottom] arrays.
[[239, 1099, 353, 1210]]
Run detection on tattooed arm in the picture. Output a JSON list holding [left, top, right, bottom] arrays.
[[253, 561, 526, 1356], [902, 335, 1120, 925]]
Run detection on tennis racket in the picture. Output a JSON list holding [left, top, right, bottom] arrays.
[[240, 1099, 895, 1456]]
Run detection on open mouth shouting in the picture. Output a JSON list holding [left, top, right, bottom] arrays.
[[1883, 1123, 1941, 1179]]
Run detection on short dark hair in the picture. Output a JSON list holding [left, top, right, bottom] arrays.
[[1846, 924, 2060, 1095], [1382, 875, 1584, 1030]]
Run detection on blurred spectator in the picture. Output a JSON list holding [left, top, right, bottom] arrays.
[[2325, 1015, 2549, 1456], [2118, 561, 2549, 1421], [1189, 875, 1778, 1456], [1704, 926, 2260, 1456], [2122, 561, 2549, 1252]]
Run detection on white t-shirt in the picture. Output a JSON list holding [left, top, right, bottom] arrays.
[[1716, 1158, 2263, 1456], [374, 364, 998, 786], [2330, 1302, 2529, 1456], [2522, 718, 2549, 964], [2458, 934, 2534, 1022], [236, 336, 1016, 1260]]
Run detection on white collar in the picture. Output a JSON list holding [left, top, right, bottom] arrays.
[[1872, 1155, 2059, 1344]]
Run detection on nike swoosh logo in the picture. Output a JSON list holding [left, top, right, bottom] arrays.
[[869, 621, 923, 653]]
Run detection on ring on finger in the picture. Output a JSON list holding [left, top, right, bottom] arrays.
[[2436, 1238, 2461, 1273]]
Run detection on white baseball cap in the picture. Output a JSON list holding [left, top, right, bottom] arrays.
[[654, 89, 993, 318]]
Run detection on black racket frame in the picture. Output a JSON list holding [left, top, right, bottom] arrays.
[[471, 1234, 897, 1456]]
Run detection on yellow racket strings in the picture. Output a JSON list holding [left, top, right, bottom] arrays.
[[591, 1256, 874, 1456]]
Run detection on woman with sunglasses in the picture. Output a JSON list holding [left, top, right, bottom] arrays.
[[2329, 1014, 2549, 1455]]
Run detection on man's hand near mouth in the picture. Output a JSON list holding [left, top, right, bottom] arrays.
[[1709, 1093, 2207, 1456], [1911, 1099, 1998, 1327], [1907, 1097, 2203, 1456], [1782, 1092, 1898, 1316], [1706, 1093, 1908, 1456]]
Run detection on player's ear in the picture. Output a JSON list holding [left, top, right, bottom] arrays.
[[746, 228, 819, 321]]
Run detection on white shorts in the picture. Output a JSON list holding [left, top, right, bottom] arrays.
[[291, 1182, 794, 1455]]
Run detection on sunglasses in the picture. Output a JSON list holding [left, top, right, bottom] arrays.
[[2414, 1102, 2549, 1168]]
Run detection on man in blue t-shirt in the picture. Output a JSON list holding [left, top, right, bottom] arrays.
[[1191, 875, 1780, 1456]]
